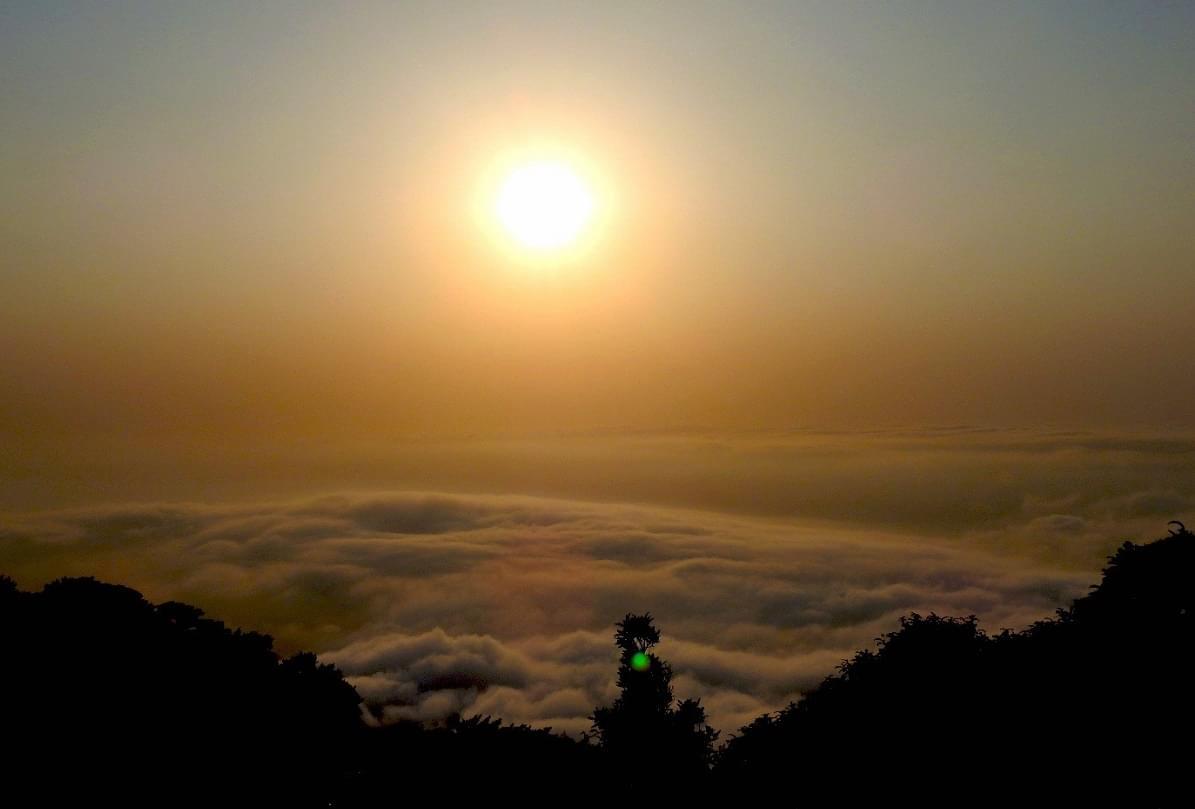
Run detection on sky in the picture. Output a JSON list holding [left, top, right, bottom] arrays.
[[2, 1, 1194, 734]]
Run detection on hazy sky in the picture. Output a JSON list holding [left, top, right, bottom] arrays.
[[3, 1, 1193, 449], [2, 2, 1194, 736]]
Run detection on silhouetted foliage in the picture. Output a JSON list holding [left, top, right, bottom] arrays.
[[0, 576, 608, 806], [591, 613, 719, 794], [716, 524, 1194, 806], [0, 577, 362, 807], [338, 714, 612, 806]]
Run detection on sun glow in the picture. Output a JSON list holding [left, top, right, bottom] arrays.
[[495, 160, 595, 251]]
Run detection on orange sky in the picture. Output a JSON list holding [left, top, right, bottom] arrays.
[[3, 2, 1194, 458]]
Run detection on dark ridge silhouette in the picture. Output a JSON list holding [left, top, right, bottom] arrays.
[[714, 524, 1194, 805], [2, 523, 1190, 805], [0, 574, 608, 806], [0, 576, 363, 806], [338, 714, 611, 806]]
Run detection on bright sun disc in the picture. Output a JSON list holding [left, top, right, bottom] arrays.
[[495, 161, 594, 251]]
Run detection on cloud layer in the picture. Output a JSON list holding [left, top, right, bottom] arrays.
[[2, 430, 1190, 735]]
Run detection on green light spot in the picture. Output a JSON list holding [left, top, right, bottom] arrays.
[[631, 651, 650, 671]]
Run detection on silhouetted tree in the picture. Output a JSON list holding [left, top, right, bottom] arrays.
[[590, 613, 718, 793]]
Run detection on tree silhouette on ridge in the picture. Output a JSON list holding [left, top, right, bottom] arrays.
[[590, 612, 719, 792]]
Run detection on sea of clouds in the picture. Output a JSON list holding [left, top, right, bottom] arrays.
[[1, 429, 1191, 736]]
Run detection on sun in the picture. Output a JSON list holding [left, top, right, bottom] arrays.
[[495, 160, 594, 251]]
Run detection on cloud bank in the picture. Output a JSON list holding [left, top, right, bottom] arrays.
[[2, 430, 1190, 735]]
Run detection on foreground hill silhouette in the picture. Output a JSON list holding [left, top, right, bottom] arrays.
[[0, 575, 613, 806], [2, 523, 1190, 805], [0, 576, 365, 805], [717, 522, 1193, 805]]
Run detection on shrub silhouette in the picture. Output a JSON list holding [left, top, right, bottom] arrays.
[[590, 613, 719, 793]]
